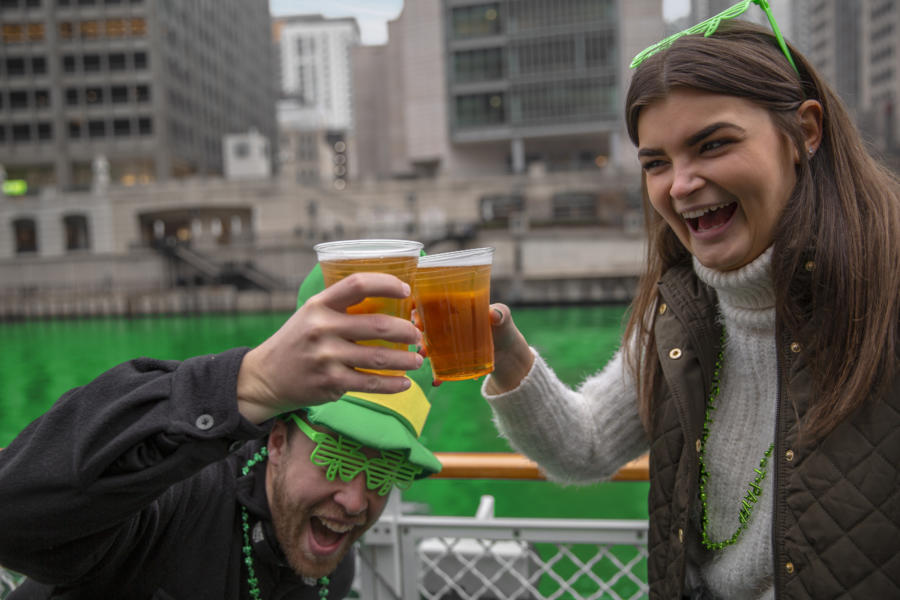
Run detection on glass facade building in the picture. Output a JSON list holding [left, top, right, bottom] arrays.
[[0, 0, 275, 191]]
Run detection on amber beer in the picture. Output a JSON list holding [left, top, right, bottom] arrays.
[[414, 248, 494, 381], [314, 239, 423, 375]]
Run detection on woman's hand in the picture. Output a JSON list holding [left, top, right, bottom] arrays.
[[484, 303, 534, 395], [236, 272, 424, 423]]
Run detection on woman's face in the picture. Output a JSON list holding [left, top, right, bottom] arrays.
[[636, 89, 799, 271]]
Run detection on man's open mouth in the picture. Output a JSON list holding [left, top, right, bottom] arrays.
[[309, 516, 355, 550], [682, 201, 737, 232]]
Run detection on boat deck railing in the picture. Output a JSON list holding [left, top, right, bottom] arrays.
[[0, 453, 651, 600], [355, 453, 650, 600]]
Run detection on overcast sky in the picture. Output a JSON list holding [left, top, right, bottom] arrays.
[[269, 0, 692, 45]]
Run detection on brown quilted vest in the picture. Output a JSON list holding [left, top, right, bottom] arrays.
[[647, 264, 900, 598]]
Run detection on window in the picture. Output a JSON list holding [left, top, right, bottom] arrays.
[[453, 48, 503, 83], [13, 218, 38, 254], [552, 192, 596, 220], [455, 93, 505, 127], [31, 56, 47, 74], [88, 120, 105, 137], [37, 122, 52, 140], [68, 120, 82, 138], [59, 22, 74, 39], [64, 215, 90, 251], [0, 125, 6, 143], [129, 17, 146, 36], [80, 20, 100, 39], [65, 88, 79, 105], [106, 18, 125, 37], [451, 4, 501, 39], [234, 141, 249, 158], [34, 89, 49, 107], [6, 57, 26, 77], [85, 86, 103, 104], [135, 84, 150, 102], [12, 124, 31, 141], [133, 51, 147, 69], [137, 116, 152, 135], [10, 90, 28, 110], [26, 22, 44, 41], [108, 52, 126, 70], [111, 85, 128, 103], [2, 24, 25, 44], [112, 118, 130, 136], [83, 54, 101, 72]]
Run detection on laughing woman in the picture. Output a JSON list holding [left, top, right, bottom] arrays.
[[480, 6, 900, 600]]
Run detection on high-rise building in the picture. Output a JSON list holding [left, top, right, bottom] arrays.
[[0, 0, 276, 192], [805, 0, 863, 113], [860, 0, 899, 157], [353, 0, 663, 181], [272, 15, 359, 188]]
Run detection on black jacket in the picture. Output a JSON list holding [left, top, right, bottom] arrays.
[[648, 263, 900, 598], [0, 348, 354, 599]]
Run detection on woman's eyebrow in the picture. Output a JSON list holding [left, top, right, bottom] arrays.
[[638, 122, 747, 158], [685, 122, 745, 147]]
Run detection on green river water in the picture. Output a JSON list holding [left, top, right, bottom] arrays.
[[0, 306, 649, 522]]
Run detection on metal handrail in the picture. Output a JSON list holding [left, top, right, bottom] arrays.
[[433, 452, 649, 481]]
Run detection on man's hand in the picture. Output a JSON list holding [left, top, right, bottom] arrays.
[[236, 272, 423, 423]]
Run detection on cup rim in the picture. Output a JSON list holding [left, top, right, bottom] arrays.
[[417, 247, 494, 267], [314, 239, 424, 259]]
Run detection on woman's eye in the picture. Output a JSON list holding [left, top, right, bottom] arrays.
[[700, 139, 731, 153], [641, 159, 666, 172]]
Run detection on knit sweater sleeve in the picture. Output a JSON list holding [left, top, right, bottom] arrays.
[[481, 347, 648, 485]]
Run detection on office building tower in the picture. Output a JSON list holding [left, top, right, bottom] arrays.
[[0, 0, 276, 192], [860, 0, 899, 156], [353, 0, 663, 181], [272, 15, 359, 188]]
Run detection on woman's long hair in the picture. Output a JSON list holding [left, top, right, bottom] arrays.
[[623, 21, 900, 440]]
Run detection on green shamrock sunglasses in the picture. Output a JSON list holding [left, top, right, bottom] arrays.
[[630, 0, 798, 74], [289, 413, 423, 496]]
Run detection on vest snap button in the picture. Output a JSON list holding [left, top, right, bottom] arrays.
[[785, 449, 795, 462], [790, 342, 801, 353], [678, 528, 684, 543], [695, 438, 701, 453], [668, 348, 682, 360], [658, 303, 668, 315], [804, 260, 815, 272], [785, 561, 795, 574]]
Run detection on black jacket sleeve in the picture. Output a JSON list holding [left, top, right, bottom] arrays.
[[0, 346, 268, 582]]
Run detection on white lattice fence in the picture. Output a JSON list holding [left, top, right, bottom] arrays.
[[356, 495, 649, 600]]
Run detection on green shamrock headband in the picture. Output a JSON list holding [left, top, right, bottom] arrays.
[[630, 0, 798, 74]]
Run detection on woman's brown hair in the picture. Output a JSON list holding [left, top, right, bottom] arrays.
[[623, 20, 900, 440]]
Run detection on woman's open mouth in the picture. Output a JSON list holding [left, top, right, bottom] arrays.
[[682, 201, 737, 233]]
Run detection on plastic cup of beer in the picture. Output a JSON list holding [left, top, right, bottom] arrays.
[[314, 239, 423, 375], [413, 247, 494, 381]]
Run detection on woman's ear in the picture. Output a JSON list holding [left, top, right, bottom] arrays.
[[797, 99, 824, 160]]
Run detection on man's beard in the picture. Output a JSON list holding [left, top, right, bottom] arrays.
[[269, 468, 363, 579]]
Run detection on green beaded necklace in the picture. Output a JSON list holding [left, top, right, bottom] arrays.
[[697, 329, 775, 551], [240, 446, 330, 599]]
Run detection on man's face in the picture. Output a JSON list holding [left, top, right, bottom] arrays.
[[265, 420, 390, 579]]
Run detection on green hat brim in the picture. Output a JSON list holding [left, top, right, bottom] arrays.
[[305, 398, 442, 477]]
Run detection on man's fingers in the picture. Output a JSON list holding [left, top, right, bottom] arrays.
[[321, 272, 411, 312]]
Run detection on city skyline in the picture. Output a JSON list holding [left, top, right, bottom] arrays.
[[268, 0, 692, 44]]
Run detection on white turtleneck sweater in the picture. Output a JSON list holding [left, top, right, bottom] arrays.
[[483, 248, 777, 600]]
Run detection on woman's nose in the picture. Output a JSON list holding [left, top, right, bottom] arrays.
[[669, 162, 704, 200]]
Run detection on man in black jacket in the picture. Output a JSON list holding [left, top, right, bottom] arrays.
[[0, 271, 440, 599]]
